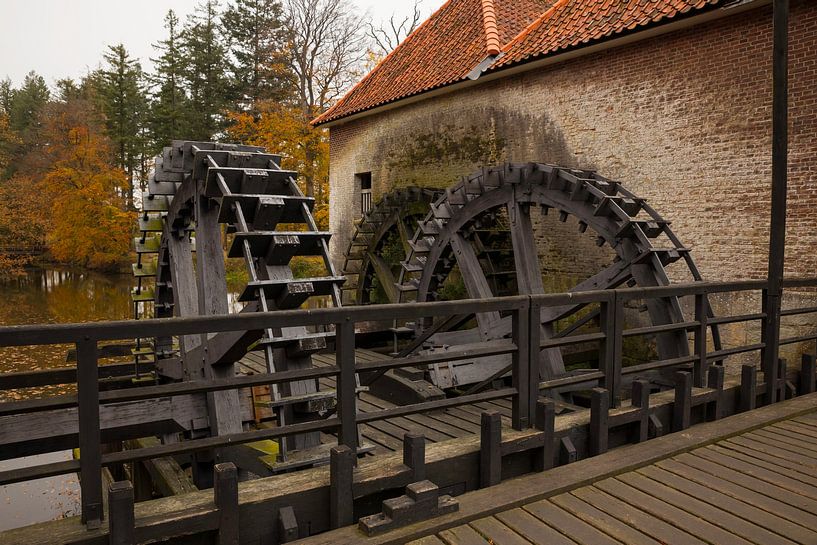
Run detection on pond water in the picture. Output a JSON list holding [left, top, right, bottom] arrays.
[[0, 267, 133, 531]]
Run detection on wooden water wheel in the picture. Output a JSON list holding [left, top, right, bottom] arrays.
[[341, 187, 440, 305], [394, 163, 720, 391], [131, 141, 345, 473]]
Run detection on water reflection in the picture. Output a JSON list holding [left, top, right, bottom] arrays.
[[0, 267, 132, 531]]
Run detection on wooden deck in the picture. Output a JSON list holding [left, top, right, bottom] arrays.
[[303, 392, 817, 545], [238, 349, 517, 456]]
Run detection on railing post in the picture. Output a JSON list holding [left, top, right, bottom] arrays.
[[589, 388, 609, 456], [599, 293, 621, 406], [694, 292, 708, 388], [336, 318, 358, 452], [108, 481, 135, 545], [403, 433, 426, 482], [77, 337, 103, 529], [330, 445, 355, 529], [214, 462, 239, 545], [512, 301, 532, 430], [480, 411, 502, 488], [761, 288, 779, 404]]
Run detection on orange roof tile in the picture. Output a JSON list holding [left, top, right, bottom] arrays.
[[313, 0, 722, 126]]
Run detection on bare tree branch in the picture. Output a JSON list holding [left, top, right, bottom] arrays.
[[366, 0, 422, 56], [284, 0, 368, 115]]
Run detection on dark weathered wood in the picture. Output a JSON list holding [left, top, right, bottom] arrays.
[[108, 481, 135, 545], [480, 411, 501, 488], [214, 462, 239, 545], [589, 388, 609, 456], [673, 371, 692, 432], [403, 434, 426, 482], [707, 365, 725, 421], [450, 233, 500, 338], [77, 339, 103, 528], [560, 436, 577, 465], [511, 306, 530, 430], [801, 354, 816, 394], [278, 506, 299, 543], [330, 445, 355, 529], [336, 320, 358, 451], [741, 365, 758, 412], [763, 0, 789, 406], [534, 399, 555, 471], [632, 380, 650, 442], [694, 293, 708, 388]]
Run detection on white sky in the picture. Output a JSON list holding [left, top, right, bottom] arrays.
[[0, 0, 445, 88]]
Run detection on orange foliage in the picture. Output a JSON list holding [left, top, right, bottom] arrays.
[[39, 118, 133, 270], [226, 102, 329, 229]]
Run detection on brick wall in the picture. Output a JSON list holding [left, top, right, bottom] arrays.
[[329, 1, 816, 288]]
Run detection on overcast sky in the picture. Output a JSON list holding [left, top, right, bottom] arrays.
[[0, 0, 444, 88]]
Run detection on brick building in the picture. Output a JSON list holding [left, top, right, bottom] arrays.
[[315, 0, 815, 288], [314, 0, 815, 366]]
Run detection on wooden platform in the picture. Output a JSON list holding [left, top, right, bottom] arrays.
[[238, 349, 517, 456], [302, 392, 817, 545]]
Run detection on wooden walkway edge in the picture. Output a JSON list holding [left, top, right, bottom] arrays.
[[299, 392, 817, 545]]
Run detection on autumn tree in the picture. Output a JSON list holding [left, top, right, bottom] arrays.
[[38, 98, 133, 270], [182, 0, 232, 140], [151, 10, 192, 146], [223, 0, 293, 112]]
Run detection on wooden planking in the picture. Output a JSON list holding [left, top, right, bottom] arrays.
[[438, 524, 490, 545], [549, 492, 660, 545], [493, 508, 578, 545], [651, 460, 817, 542], [616, 471, 797, 545], [570, 486, 705, 545], [523, 501, 621, 545], [468, 516, 532, 545], [239, 348, 511, 456], [594, 477, 755, 545]]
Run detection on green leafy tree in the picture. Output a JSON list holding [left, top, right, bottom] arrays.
[[151, 10, 192, 147], [222, 0, 292, 111], [181, 0, 232, 140], [96, 44, 149, 209], [8, 71, 50, 134]]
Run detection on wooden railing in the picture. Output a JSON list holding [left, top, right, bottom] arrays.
[[1, 278, 816, 531]]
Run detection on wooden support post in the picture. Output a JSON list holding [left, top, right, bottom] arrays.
[[403, 434, 426, 482], [336, 319, 358, 451], [589, 388, 609, 456], [632, 380, 650, 443], [673, 371, 692, 432], [330, 445, 355, 529], [214, 463, 239, 545], [559, 437, 577, 464], [534, 398, 555, 471], [694, 293, 708, 388], [599, 296, 622, 406], [511, 304, 531, 430], [741, 365, 758, 412], [707, 365, 725, 421], [801, 354, 816, 394], [763, 0, 789, 406], [480, 411, 502, 488], [278, 506, 299, 543], [778, 358, 788, 401], [77, 338, 103, 529], [108, 481, 135, 545]]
